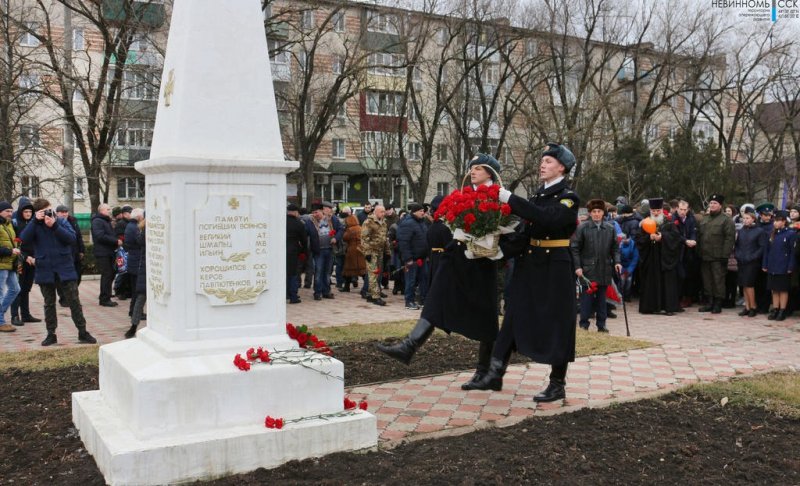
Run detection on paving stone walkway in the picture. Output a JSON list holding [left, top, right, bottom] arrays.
[[2, 280, 798, 447]]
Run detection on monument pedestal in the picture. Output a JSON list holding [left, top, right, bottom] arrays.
[[72, 2, 377, 483], [73, 333, 375, 485]]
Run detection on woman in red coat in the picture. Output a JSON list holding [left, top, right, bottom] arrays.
[[341, 215, 367, 292]]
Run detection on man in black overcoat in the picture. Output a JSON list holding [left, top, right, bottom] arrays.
[[470, 143, 579, 403], [635, 198, 683, 315], [286, 204, 307, 304], [377, 154, 501, 389]]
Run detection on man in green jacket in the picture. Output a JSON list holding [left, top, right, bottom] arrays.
[[697, 194, 735, 314], [0, 201, 21, 332]]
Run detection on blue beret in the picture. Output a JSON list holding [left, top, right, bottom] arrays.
[[542, 143, 576, 171], [468, 153, 501, 179]]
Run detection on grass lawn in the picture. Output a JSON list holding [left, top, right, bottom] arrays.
[[0, 320, 653, 373]]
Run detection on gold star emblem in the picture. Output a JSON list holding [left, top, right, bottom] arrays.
[[228, 197, 240, 210], [164, 69, 175, 107]]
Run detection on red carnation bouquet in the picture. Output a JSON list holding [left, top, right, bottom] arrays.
[[433, 183, 515, 259]]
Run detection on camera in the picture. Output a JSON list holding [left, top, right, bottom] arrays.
[[44, 209, 55, 218]]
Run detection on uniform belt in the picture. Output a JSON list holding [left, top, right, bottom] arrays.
[[431, 248, 445, 253], [529, 238, 570, 248]]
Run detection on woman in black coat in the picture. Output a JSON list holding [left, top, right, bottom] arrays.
[[126, 219, 147, 339], [735, 210, 767, 317], [377, 154, 501, 390], [124, 209, 144, 319]]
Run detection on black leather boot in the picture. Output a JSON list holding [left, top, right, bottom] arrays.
[[468, 355, 510, 391], [376, 318, 434, 365], [711, 299, 722, 314], [125, 324, 138, 339], [461, 341, 494, 390], [775, 309, 787, 321], [534, 380, 566, 402], [699, 298, 714, 312]]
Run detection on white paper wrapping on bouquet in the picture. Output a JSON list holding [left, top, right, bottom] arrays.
[[452, 222, 518, 260]]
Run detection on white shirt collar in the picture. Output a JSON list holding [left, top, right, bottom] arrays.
[[544, 176, 564, 189], [472, 180, 494, 189]]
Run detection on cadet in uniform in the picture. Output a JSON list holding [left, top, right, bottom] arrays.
[[377, 154, 501, 390], [470, 143, 580, 403]]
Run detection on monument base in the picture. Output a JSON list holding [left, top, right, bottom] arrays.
[[73, 336, 377, 485], [74, 391, 376, 485]]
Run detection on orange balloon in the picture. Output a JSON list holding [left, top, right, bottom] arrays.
[[642, 218, 657, 235]]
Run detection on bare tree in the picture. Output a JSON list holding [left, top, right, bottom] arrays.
[[0, 1, 65, 202], [30, 0, 166, 212], [270, 2, 372, 207]]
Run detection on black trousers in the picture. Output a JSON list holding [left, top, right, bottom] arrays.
[[96, 255, 115, 303], [41, 277, 86, 334]]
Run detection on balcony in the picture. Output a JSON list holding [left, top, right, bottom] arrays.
[[110, 148, 150, 167], [102, 0, 166, 28], [270, 62, 291, 82]]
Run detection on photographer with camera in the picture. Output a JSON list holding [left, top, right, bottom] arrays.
[[20, 199, 96, 346]]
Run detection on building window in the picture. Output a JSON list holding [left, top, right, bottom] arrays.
[[20, 176, 40, 198], [336, 102, 347, 120], [436, 182, 449, 196], [367, 52, 404, 77], [268, 39, 289, 65], [74, 177, 85, 199], [481, 63, 499, 86], [72, 28, 85, 50], [361, 131, 399, 158], [365, 91, 404, 117], [332, 55, 344, 75], [366, 10, 398, 34], [333, 11, 345, 32], [332, 138, 346, 159], [118, 177, 145, 200], [436, 144, 448, 161], [116, 121, 153, 149], [301, 10, 314, 30], [19, 125, 40, 148], [121, 70, 157, 100], [408, 142, 422, 160], [297, 51, 307, 72], [19, 22, 39, 47]]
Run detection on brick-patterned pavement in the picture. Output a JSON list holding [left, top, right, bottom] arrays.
[[2, 280, 798, 447]]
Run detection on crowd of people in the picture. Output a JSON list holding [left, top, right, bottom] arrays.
[[286, 200, 435, 310], [574, 195, 798, 329], [0, 200, 147, 345]]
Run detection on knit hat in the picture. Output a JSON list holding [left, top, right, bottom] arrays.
[[0, 201, 12, 212], [56, 205, 69, 213], [408, 202, 424, 213], [430, 195, 444, 214]]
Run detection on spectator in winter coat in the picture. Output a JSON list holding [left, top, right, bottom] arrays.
[[10, 197, 40, 326], [619, 233, 639, 301], [286, 204, 306, 304], [0, 202, 21, 332], [55, 205, 86, 307], [762, 211, 796, 321], [91, 203, 120, 307], [126, 218, 147, 339], [21, 198, 96, 346], [735, 209, 768, 317], [124, 208, 145, 320], [570, 199, 622, 332], [396, 203, 429, 309]]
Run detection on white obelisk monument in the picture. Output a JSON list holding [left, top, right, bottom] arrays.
[[72, 1, 376, 484]]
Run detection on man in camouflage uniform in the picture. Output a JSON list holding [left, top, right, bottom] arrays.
[[360, 205, 391, 306]]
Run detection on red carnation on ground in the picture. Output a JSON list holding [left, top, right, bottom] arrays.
[[358, 400, 368, 411], [265, 415, 284, 429]]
